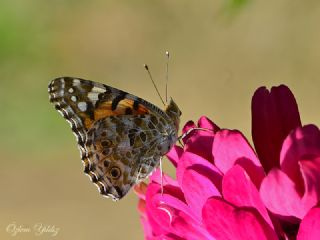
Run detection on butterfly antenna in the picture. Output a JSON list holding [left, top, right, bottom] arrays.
[[144, 64, 165, 106], [165, 51, 169, 104]]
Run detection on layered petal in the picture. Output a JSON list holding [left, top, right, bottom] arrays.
[[202, 197, 278, 240], [280, 125, 320, 195], [223, 165, 274, 229], [213, 129, 265, 187], [260, 168, 306, 220], [182, 116, 219, 162], [166, 145, 184, 167], [297, 207, 320, 240], [177, 151, 223, 193], [145, 182, 213, 239], [298, 156, 320, 220], [181, 166, 221, 219], [261, 125, 320, 220]]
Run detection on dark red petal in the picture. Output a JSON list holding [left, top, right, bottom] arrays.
[[202, 197, 278, 240], [252, 85, 301, 172], [297, 207, 320, 240]]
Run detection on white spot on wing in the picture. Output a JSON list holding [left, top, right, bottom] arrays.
[[88, 92, 99, 101], [68, 88, 74, 93], [73, 79, 80, 86], [78, 102, 87, 112], [71, 96, 77, 102], [92, 86, 106, 93], [60, 78, 65, 88]]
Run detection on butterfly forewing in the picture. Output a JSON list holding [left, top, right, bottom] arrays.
[[48, 77, 180, 200]]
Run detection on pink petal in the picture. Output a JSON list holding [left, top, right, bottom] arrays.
[[213, 129, 265, 187], [182, 116, 219, 141], [166, 145, 184, 167], [222, 165, 274, 229], [140, 211, 154, 238], [252, 85, 301, 172], [158, 234, 185, 240], [145, 205, 168, 236], [134, 182, 148, 200], [182, 117, 218, 162], [181, 121, 196, 144], [181, 167, 221, 219], [300, 157, 320, 213], [137, 198, 146, 215], [202, 197, 278, 240], [182, 120, 196, 134], [297, 207, 320, 240], [197, 116, 220, 131], [150, 169, 180, 188], [145, 183, 186, 235], [260, 168, 306, 219], [280, 125, 320, 194], [146, 183, 213, 239], [146, 182, 191, 221], [183, 132, 215, 163], [177, 151, 222, 192]]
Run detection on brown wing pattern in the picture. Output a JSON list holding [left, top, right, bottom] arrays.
[[48, 77, 154, 155], [48, 77, 176, 200], [84, 114, 168, 200]]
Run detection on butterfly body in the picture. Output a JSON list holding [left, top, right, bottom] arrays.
[[48, 77, 181, 200]]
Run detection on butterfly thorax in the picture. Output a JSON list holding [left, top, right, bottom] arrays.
[[164, 98, 181, 135]]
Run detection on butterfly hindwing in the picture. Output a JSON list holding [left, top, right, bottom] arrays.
[[84, 114, 163, 200]]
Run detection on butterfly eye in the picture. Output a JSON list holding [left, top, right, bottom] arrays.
[[109, 166, 121, 180]]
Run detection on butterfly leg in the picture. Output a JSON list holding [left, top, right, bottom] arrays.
[[159, 156, 164, 196], [177, 137, 185, 147], [178, 127, 214, 143]]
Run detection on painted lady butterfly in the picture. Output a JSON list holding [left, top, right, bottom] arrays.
[[48, 77, 181, 201]]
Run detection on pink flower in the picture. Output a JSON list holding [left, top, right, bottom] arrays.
[[254, 86, 320, 237], [135, 85, 320, 240]]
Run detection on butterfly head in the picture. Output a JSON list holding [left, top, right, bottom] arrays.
[[165, 98, 182, 131]]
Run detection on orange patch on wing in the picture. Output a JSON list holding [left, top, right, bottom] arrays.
[[84, 117, 94, 129], [93, 99, 149, 120], [121, 99, 149, 114], [79, 99, 150, 130], [78, 112, 94, 129]]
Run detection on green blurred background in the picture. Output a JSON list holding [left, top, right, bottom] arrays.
[[1, 0, 320, 239]]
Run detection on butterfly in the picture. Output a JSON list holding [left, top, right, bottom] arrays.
[[48, 77, 181, 201]]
